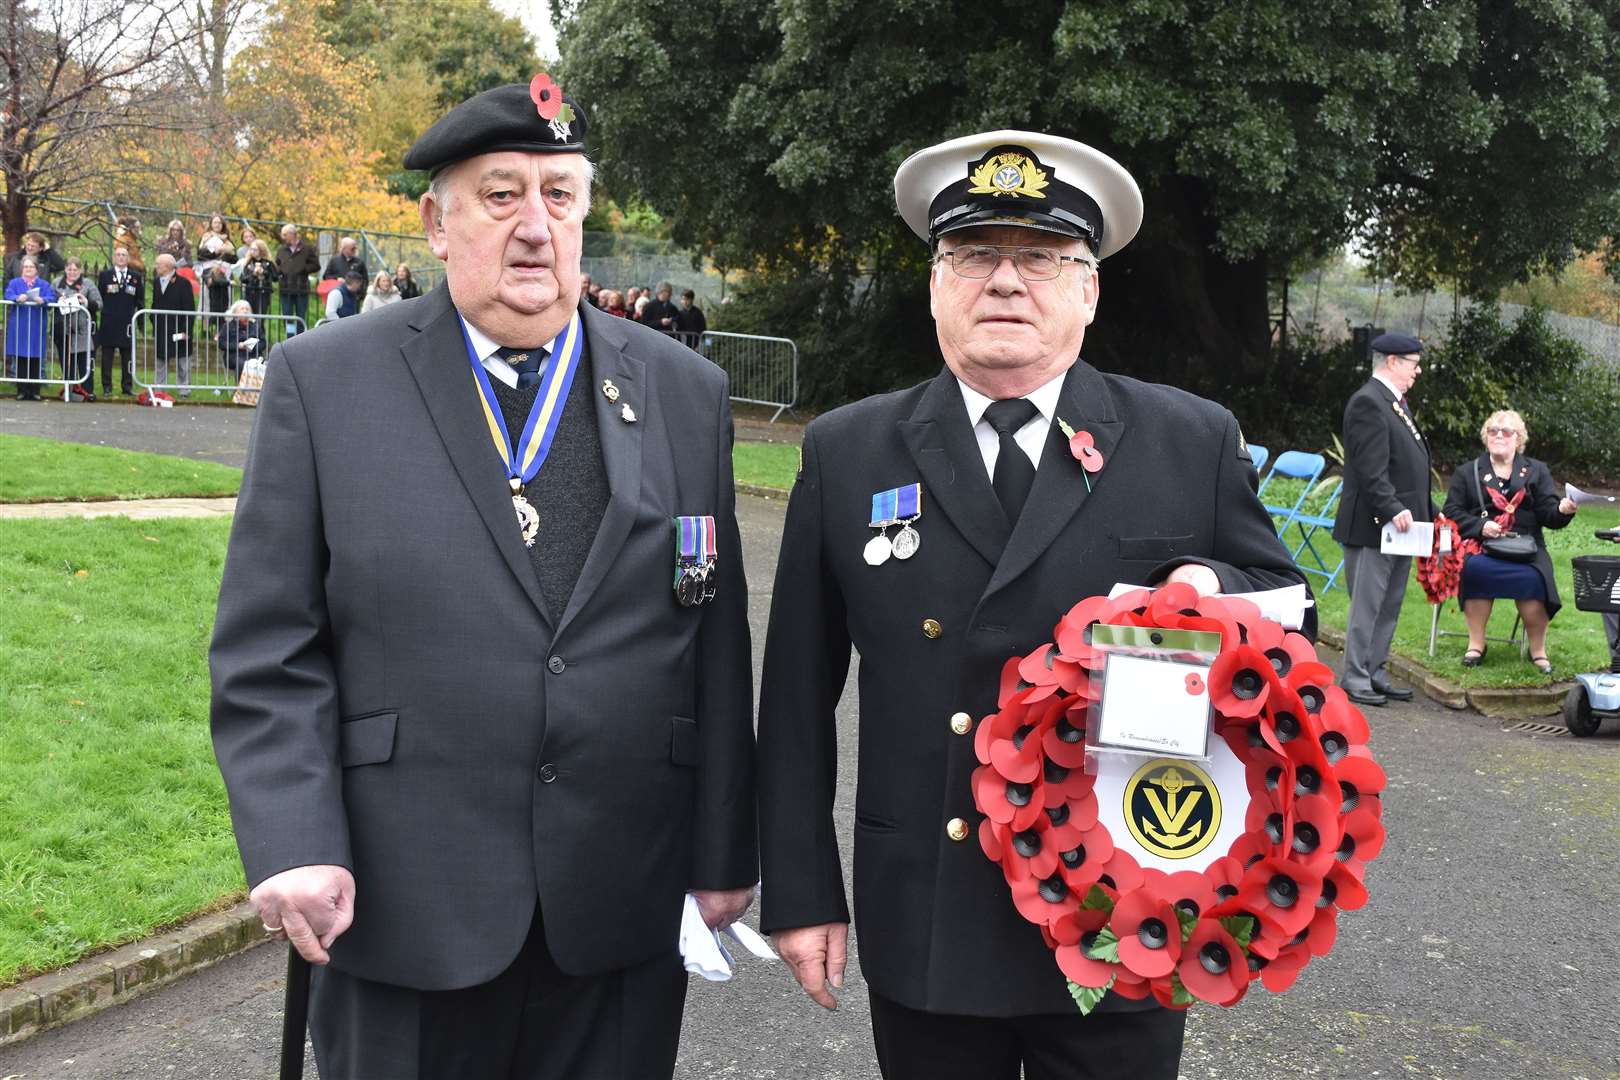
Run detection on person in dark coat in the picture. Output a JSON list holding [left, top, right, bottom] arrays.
[[97, 245, 144, 395], [322, 236, 368, 289], [4, 231, 67, 281], [1441, 409, 1579, 673], [150, 253, 195, 392], [1330, 332, 1434, 706], [209, 75, 756, 1080], [275, 224, 321, 334], [51, 257, 101, 400], [672, 289, 707, 342], [393, 262, 422, 300], [756, 130, 1311, 1080], [238, 240, 277, 316], [216, 300, 264, 373]]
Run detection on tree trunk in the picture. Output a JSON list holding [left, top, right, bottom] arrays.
[[2, 188, 27, 256]]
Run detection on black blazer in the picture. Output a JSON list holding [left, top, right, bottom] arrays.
[[1332, 377, 1434, 548], [1441, 453, 1574, 615], [150, 274, 195, 359], [210, 289, 756, 990], [756, 363, 1311, 1017], [97, 267, 144, 348]]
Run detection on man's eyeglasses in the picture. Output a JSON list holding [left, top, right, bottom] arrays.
[[1485, 427, 1518, 438], [935, 245, 1094, 282]]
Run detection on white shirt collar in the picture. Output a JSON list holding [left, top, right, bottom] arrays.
[[1370, 371, 1403, 399], [458, 313, 573, 390], [957, 369, 1067, 428]]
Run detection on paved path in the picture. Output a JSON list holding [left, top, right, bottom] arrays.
[[1, 466, 1617, 1077], [0, 497, 237, 520]]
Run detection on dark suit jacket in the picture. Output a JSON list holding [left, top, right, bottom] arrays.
[[150, 274, 194, 359], [1441, 452, 1574, 615], [756, 363, 1310, 1017], [210, 288, 756, 991], [1331, 377, 1434, 548], [97, 268, 144, 348]]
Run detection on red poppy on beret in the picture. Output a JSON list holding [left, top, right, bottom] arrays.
[[528, 72, 563, 120]]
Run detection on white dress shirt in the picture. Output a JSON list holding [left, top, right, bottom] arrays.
[[957, 371, 1067, 479], [1370, 371, 1403, 401], [461, 316, 554, 389]]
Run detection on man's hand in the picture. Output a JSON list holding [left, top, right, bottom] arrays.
[[250, 865, 355, 965], [774, 923, 849, 1010], [1392, 509, 1414, 533], [1164, 562, 1221, 597], [692, 886, 755, 931]]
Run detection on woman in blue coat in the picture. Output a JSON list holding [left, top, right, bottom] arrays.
[[6, 255, 58, 400]]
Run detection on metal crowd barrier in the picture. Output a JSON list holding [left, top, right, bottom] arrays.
[[131, 308, 306, 399], [2, 298, 97, 398], [663, 329, 798, 421]]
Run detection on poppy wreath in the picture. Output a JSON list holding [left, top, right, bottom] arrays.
[[1415, 514, 1465, 604], [971, 582, 1386, 1013]]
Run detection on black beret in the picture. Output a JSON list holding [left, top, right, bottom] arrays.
[[1370, 332, 1422, 356], [403, 74, 588, 176]]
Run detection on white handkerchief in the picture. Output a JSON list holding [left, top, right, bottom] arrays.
[[678, 894, 776, 981]]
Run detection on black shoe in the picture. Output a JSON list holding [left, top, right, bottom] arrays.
[[1345, 688, 1388, 707], [1373, 683, 1414, 702]]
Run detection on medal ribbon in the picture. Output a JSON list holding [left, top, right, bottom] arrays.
[[676, 515, 717, 561], [460, 312, 584, 488], [869, 484, 922, 527]]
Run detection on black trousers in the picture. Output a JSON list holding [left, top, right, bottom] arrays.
[[869, 991, 1186, 1080], [309, 907, 688, 1080], [100, 344, 133, 392]]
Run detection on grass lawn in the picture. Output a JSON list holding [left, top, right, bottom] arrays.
[[0, 434, 243, 504], [733, 441, 799, 491], [0, 516, 242, 986], [1269, 479, 1620, 688]]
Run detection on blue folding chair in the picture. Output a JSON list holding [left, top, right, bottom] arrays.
[[1286, 478, 1345, 592], [1247, 443, 1270, 477], [1259, 450, 1326, 538]]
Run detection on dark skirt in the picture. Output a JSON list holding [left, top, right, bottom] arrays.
[[1459, 553, 1547, 604]]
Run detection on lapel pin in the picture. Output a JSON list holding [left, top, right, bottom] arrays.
[[621, 403, 637, 423], [602, 379, 620, 403]]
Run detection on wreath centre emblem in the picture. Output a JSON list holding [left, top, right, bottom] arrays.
[[1124, 760, 1220, 860]]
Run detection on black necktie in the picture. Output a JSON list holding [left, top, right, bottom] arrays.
[[985, 398, 1040, 525], [497, 346, 547, 390]]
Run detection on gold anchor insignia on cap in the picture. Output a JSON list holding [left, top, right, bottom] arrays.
[[621, 403, 637, 423], [602, 379, 620, 403], [967, 152, 1049, 199]]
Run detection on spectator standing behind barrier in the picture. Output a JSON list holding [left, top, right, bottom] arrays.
[[324, 268, 366, 320], [624, 285, 641, 314], [633, 293, 651, 323], [114, 217, 146, 272], [323, 236, 368, 286], [240, 240, 276, 316], [359, 271, 399, 313], [642, 281, 679, 333], [393, 262, 422, 299], [97, 245, 143, 397], [1331, 331, 1434, 707], [600, 289, 627, 317], [151, 253, 196, 394], [673, 289, 706, 337], [156, 219, 193, 267], [197, 213, 235, 314], [234, 225, 259, 264], [5, 256, 56, 398], [52, 257, 101, 401], [216, 300, 264, 373], [579, 272, 596, 307], [276, 224, 320, 334], [4, 231, 66, 281]]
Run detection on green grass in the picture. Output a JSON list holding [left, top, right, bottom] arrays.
[[0, 517, 242, 986], [733, 441, 799, 491], [1266, 478, 1620, 688], [0, 434, 242, 504]]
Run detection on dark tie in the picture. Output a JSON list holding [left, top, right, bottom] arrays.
[[497, 346, 547, 390], [985, 398, 1040, 525]]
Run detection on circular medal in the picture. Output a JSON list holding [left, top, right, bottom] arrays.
[[892, 524, 920, 560], [863, 533, 893, 567]]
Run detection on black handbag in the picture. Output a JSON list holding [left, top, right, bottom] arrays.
[[1474, 460, 1538, 563]]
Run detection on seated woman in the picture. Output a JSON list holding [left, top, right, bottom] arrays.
[[1441, 409, 1579, 674], [216, 300, 263, 372]]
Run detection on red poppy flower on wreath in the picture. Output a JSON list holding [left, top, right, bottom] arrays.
[[1180, 919, 1249, 1005], [1110, 887, 1182, 978], [529, 72, 563, 120]]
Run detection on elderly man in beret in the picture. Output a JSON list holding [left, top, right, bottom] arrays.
[[210, 74, 756, 1079], [755, 131, 1310, 1078]]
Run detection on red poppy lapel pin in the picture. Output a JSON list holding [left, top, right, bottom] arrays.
[[1057, 418, 1104, 490]]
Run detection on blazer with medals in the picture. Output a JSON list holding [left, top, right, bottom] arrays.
[[756, 362, 1311, 1017], [96, 266, 144, 349], [210, 287, 755, 991], [1331, 378, 1434, 548]]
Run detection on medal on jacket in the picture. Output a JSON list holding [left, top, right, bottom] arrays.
[[460, 312, 583, 549], [865, 484, 922, 565], [1391, 399, 1421, 441], [674, 515, 718, 606]]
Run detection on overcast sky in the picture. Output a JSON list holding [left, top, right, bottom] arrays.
[[490, 0, 559, 59]]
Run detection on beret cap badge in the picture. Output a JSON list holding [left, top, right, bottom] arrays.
[[968, 151, 1050, 200]]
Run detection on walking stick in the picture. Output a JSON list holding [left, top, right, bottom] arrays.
[[279, 946, 312, 1080]]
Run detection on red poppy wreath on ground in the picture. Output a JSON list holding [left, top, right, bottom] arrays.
[[972, 582, 1386, 1013]]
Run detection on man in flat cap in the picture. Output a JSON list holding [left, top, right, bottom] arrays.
[[210, 74, 756, 1079], [1332, 332, 1433, 706], [755, 131, 1310, 1078]]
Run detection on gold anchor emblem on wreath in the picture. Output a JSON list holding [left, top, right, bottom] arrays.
[[1139, 766, 1204, 849], [967, 152, 1050, 199]]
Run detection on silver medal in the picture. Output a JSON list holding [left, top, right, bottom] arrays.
[[892, 523, 920, 560], [863, 533, 893, 566]]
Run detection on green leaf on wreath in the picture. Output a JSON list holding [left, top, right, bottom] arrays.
[[1175, 906, 1199, 943], [1067, 975, 1114, 1016], [1169, 971, 1194, 1007], [1219, 915, 1256, 950], [1085, 926, 1120, 962], [1081, 885, 1114, 913]]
